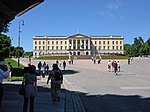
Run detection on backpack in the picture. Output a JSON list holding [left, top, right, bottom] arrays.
[[54, 71, 62, 81]]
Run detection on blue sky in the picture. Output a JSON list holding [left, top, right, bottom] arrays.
[[5, 0, 150, 51]]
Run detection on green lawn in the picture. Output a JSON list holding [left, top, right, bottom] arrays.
[[4, 58, 24, 68]]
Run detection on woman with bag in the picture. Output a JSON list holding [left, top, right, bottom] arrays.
[[47, 64, 63, 102], [23, 65, 37, 112]]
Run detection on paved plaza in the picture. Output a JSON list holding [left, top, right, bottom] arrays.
[[0, 57, 150, 112]]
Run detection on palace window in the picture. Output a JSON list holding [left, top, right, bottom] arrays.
[[116, 41, 118, 44], [86, 40, 88, 44], [78, 40, 80, 44], [86, 46, 88, 49], [99, 46, 101, 50], [95, 41, 97, 44], [35, 41, 37, 45], [120, 46, 122, 50], [99, 41, 101, 44], [69, 46, 71, 49], [112, 41, 114, 44], [103, 46, 105, 50], [69, 40, 72, 44], [60, 46, 63, 50], [116, 46, 118, 50], [73, 40, 76, 44], [112, 46, 115, 50], [77, 46, 80, 49]]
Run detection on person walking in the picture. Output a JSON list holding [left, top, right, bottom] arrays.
[[42, 62, 46, 78], [45, 63, 49, 75], [0, 61, 8, 107], [37, 61, 42, 76], [23, 65, 37, 112], [128, 58, 131, 65], [107, 60, 112, 72], [63, 61, 66, 70], [7, 62, 13, 81], [56, 60, 59, 65], [47, 64, 63, 102], [117, 61, 120, 72], [59, 60, 62, 67], [113, 61, 118, 75]]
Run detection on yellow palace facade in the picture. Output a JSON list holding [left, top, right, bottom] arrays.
[[33, 34, 124, 58]]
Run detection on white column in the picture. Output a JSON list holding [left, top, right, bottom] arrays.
[[80, 39, 82, 49], [76, 39, 78, 50], [72, 39, 73, 49], [84, 39, 86, 49], [88, 39, 90, 49], [67, 40, 69, 49]]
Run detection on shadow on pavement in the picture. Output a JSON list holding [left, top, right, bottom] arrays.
[[78, 92, 150, 112], [1, 83, 150, 112], [62, 70, 79, 75]]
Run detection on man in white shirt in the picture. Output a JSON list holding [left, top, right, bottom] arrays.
[[0, 61, 8, 107]]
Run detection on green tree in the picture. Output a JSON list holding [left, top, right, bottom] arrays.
[[124, 44, 131, 55], [124, 37, 150, 57], [15, 47, 24, 57], [146, 37, 150, 54], [0, 34, 11, 60], [132, 37, 144, 56]]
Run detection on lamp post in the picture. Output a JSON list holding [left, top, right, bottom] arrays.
[[18, 20, 24, 67]]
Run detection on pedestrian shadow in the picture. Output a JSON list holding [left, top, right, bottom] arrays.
[[61, 70, 79, 75]]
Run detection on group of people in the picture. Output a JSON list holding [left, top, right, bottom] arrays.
[[37, 60, 67, 78], [92, 57, 101, 64], [37, 61, 49, 78], [0, 60, 64, 112], [22, 62, 64, 112], [56, 60, 66, 70], [107, 60, 120, 74], [24, 63, 63, 112]]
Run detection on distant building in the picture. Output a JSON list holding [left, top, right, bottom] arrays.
[[33, 34, 124, 58]]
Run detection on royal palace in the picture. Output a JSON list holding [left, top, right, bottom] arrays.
[[33, 34, 124, 58]]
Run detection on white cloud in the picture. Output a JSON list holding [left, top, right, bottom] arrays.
[[98, 0, 122, 17]]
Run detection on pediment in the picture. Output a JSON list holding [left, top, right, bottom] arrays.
[[67, 34, 90, 39]]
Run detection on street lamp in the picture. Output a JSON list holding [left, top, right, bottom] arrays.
[[18, 20, 24, 67]]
